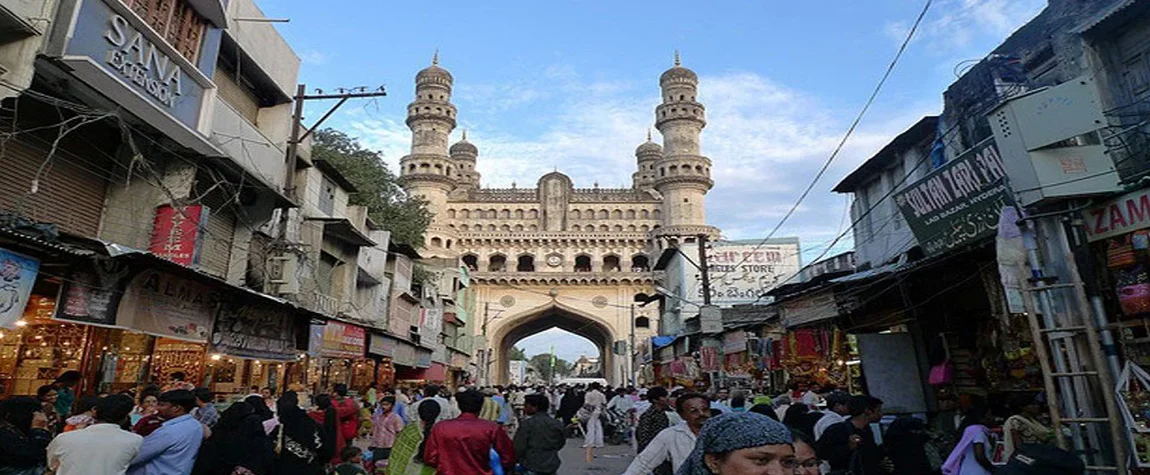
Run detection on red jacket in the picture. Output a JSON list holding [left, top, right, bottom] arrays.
[[425, 413, 516, 475], [333, 397, 359, 441]]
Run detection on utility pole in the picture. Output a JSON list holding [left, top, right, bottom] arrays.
[[481, 302, 490, 386], [697, 233, 712, 305], [629, 303, 637, 386], [283, 84, 388, 200]]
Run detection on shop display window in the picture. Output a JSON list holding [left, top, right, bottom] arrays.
[[0, 295, 86, 397]]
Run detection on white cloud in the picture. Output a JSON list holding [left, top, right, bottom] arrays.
[[346, 66, 938, 250], [298, 49, 327, 65], [885, 0, 1046, 52]]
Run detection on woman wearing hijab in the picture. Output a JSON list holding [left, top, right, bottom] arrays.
[[270, 392, 328, 475], [310, 394, 342, 466], [0, 396, 53, 472], [386, 399, 441, 475], [194, 398, 274, 475], [678, 412, 796, 475]]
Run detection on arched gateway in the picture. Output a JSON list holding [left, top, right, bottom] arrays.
[[492, 301, 615, 385]]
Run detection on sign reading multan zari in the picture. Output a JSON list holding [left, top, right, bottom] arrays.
[[895, 138, 1014, 255]]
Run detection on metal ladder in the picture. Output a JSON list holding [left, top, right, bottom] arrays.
[[1020, 216, 1127, 473]]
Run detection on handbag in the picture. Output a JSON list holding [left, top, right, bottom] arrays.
[[929, 360, 954, 386]]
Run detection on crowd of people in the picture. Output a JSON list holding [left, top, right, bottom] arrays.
[[0, 373, 1078, 475]]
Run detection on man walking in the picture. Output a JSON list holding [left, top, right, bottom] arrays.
[[635, 387, 672, 475], [622, 393, 712, 475], [47, 394, 143, 475], [513, 394, 566, 475], [425, 389, 516, 475], [818, 395, 885, 475], [813, 391, 851, 441], [127, 390, 204, 475], [411, 384, 457, 424]]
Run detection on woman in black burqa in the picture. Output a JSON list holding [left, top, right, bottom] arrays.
[[193, 397, 274, 475], [269, 391, 330, 475]]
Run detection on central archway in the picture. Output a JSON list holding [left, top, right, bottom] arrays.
[[492, 301, 615, 385]]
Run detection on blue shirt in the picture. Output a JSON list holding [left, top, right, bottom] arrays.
[[128, 414, 203, 475], [493, 395, 510, 424]]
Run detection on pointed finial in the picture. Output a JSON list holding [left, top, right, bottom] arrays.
[[646, 128, 652, 142], [674, 50, 681, 67], [432, 49, 439, 65], [461, 129, 467, 141]]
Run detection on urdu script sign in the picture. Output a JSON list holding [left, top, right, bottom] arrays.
[[894, 138, 1014, 255]]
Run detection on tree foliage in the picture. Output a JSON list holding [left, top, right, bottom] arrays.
[[509, 346, 528, 361], [527, 353, 571, 382], [311, 128, 431, 246]]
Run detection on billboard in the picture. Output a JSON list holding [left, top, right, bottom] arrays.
[[687, 238, 802, 306]]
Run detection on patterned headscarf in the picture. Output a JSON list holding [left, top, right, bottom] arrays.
[[677, 412, 794, 475]]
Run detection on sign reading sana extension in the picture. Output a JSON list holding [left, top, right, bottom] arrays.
[[895, 138, 1014, 256]]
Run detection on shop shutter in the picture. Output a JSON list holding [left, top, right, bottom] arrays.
[[0, 139, 108, 236], [198, 184, 236, 278]]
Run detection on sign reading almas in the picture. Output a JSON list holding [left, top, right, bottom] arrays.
[[894, 138, 1014, 255], [103, 14, 184, 108]]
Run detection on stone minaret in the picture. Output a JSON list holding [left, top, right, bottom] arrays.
[[654, 52, 713, 231], [632, 129, 662, 189], [450, 130, 481, 190], [400, 52, 458, 218]]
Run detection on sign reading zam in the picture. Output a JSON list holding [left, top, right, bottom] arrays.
[[895, 139, 1014, 255]]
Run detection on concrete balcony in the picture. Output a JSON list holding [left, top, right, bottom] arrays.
[[209, 100, 287, 192]]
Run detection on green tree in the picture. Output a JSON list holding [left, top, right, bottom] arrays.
[[509, 346, 528, 361], [527, 353, 571, 382], [311, 128, 431, 246]]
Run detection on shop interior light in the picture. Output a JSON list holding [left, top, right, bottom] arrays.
[[33, 335, 42, 339], [0, 331, 5, 339], [211, 354, 223, 361], [14, 320, 26, 327], [846, 359, 862, 366]]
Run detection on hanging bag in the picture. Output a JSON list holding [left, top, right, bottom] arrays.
[[929, 335, 954, 386]]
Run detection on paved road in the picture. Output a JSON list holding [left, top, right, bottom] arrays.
[[557, 436, 634, 474]]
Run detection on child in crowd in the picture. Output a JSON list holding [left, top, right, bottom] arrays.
[[334, 446, 369, 475]]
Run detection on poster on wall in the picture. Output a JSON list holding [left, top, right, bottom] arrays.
[[116, 269, 218, 342], [308, 321, 366, 358], [212, 301, 298, 361], [54, 257, 132, 327], [0, 248, 39, 328], [687, 238, 802, 306]]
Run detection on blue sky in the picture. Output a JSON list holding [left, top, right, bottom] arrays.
[[258, 0, 1044, 360]]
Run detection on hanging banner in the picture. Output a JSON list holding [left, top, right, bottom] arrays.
[[700, 347, 721, 372], [149, 205, 207, 266], [211, 301, 298, 361], [368, 333, 397, 357], [0, 248, 40, 328], [54, 257, 133, 327], [894, 138, 1014, 256], [308, 321, 366, 358], [116, 269, 218, 342]]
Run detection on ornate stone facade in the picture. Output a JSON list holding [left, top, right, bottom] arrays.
[[399, 54, 719, 384]]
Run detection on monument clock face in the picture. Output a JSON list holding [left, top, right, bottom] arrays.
[[547, 255, 562, 267]]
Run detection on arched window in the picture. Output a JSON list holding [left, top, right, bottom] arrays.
[[487, 209, 497, 218], [635, 316, 651, 329], [514, 224, 524, 231], [445, 240, 452, 249], [613, 225, 623, 232], [571, 225, 581, 232], [597, 210, 608, 219], [488, 224, 497, 231], [574, 255, 592, 272], [528, 209, 539, 219], [462, 254, 479, 271], [447, 209, 456, 219], [626, 210, 636, 219], [640, 225, 650, 232], [631, 254, 650, 272], [641, 210, 650, 219], [572, 209, 581, 219], [528, 224, 538, 231], [599, 225, 609, 232], [500, 209, 511, 219], [585, 209, 595, 219], [603, 255, 621, 272], [517, 255, 535, 272], [460, 209, 470, 219], [514, 209, 524, 219], [612, 210, 622, 219], [627, 225, 636, 232], [653, 209, 662, 219], [488, 255, 506, 272], [430, 237, 442, 247], [459, 224, 469, 231], [500, 224, 511, 231]]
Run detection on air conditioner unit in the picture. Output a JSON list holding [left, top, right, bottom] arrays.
[[268, 253, 300, 294], [988, 75, 1121, 207]]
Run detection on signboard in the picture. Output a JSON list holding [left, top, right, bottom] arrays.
[[420, 307, 443, 336], [149, 205, 206, 266], [508, 360, 527, 385], [700, 305, 723, 334], [781, 291, 840, 328], [54, 257, 132, 326], [116, 269, 217, 342], [393, 342, 416, 367], [308, 321, 365, 358], [690, 239, 802, 306], [1082, 188, 1150, 242], [211, 301, 298, 361], [895, 138, 1014, 255], [0, 248, 39, 328], [699, 347, 721, 372], [62, 0, 210, 130], [368, 333, 397, 357], [722, 330, 748, 354], [416, 348, 433, 368]]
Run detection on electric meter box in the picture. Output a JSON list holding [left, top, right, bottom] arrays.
[[987, 76, 1121, 207]]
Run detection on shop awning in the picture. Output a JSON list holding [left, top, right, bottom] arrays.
[[306, 217, 377, 247]]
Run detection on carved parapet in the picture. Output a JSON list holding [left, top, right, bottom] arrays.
[[470, 271, 655, 286]]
